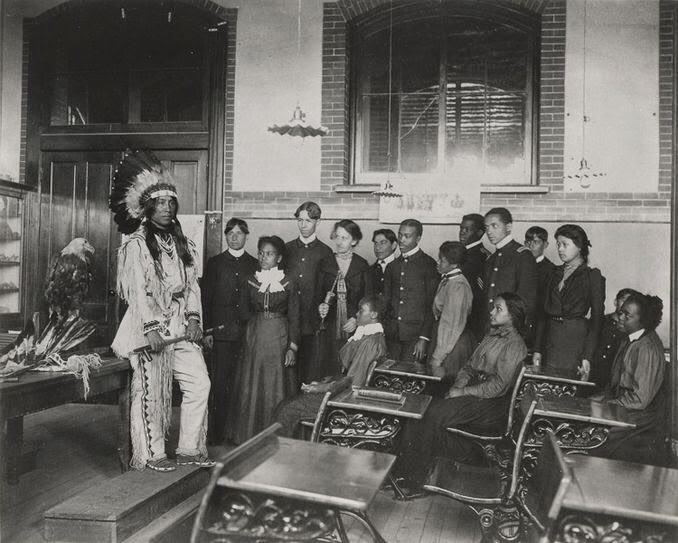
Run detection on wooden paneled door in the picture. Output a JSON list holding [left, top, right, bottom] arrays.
[[38, 149, 208, 344]]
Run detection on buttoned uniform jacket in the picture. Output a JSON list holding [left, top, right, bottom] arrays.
[[483, 239, 538, 323], [201, 250, 258, 342], [383, 249, 440, 343], [285, 238, 333, 337], [461, 242, 490, 340], [370, 261, 386, 298]]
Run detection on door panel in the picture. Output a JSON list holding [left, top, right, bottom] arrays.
[[39, 149, 207, 345]]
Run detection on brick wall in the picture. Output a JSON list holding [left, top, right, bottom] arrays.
[[224, 0, 674, 224]]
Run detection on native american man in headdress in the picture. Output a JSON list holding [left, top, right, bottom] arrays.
[[110, 150, 214, 472]]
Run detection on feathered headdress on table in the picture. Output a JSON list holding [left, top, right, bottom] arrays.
[[109, 150, 178, 234]]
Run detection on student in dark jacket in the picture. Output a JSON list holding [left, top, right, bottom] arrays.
[[524, 226, 557, 351], [483, 208, 538, 330], [534, 225, 605, 380], [459, 213, 489, 342], [591, 293, 668, 466], [370, 228, 399, 301], [591, 288, 640, 393], [285, 202, 333, 385], [315, 220, 373, 379], [201, 218, 258, 444], [383, 219, 439, 362]]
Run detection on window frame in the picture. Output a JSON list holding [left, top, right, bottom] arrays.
[[349, 7, 541, 187]]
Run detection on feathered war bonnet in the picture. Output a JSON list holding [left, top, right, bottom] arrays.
[[109, 149, 179, 234]]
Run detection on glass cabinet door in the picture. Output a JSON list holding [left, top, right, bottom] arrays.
[[0, 194, 23, 315]]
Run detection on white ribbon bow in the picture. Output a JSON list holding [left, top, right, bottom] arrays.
[[255, 268, 285, 293]]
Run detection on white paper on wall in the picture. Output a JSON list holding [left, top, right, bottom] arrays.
[[178, 214, 205, 277]]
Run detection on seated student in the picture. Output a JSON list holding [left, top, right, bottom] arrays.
[[396, 292, 528, 491], [591, 288, 640, 393], [273, 296, 387, 438], [591, 293, 668, 465]]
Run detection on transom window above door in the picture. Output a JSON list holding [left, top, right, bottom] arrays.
[[352, 6, 539, 185], [40, 3, 211, 127]]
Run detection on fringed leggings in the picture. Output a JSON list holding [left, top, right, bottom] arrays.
[[129, 341, 210, 469]]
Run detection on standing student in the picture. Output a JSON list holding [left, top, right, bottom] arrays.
[[429, 242, 476, 382], [383, 219, 439, 362], [483, 208, 538, 332], [459, 213, 489, 341], [524, 226, 556, 351], [370, 229, 399, 300], [285, 202, 332, 384], [315, 220, 372, 379], [201, 218, 258, 445], [534, 224, 605, 379], [230, 236, 300, 444]]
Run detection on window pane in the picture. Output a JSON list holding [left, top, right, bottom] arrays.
[[355, 12, 535, 183]]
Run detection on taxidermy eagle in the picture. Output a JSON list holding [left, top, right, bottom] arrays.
[[44, 237, 95, 318]]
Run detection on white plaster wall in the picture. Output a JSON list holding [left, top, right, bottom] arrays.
[[220, 0, 323, 192], [563, 0, 660, 193]]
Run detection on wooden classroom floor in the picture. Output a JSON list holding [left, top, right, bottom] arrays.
[[0, 403, 480, 542]]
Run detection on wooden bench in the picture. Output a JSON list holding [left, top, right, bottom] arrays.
[[44, 464, 211, 542]]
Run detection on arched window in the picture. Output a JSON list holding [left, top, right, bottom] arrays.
[[351, 3, 539, 185], [39, 3, 213, 127]]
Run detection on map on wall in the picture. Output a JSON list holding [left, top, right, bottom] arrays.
[[378, 173, 481, 224]]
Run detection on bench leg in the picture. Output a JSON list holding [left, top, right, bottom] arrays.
[[5, 416, 23, 485], [333, 511, 350, 543], [117, 374, 131, 472]]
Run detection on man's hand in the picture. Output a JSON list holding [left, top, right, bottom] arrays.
[[145, 330, 165, 352], [284, 348, 296, 367], [203, 335, 214, 350], [445, 387, 465, 399], [578, 359, 591, 381], [343, 317, 358, 334], [412, 338, 428, 361], [186, 319, 202, 342], [318, 303, 330, 319]]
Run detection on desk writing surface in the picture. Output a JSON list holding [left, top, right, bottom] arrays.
[[563, 455, 678, 526], [328, 388, 432, 420], [534, 396, 636, 429], [524, 365, 595, 387], [217, 437, 395, 512], [375, 360, 442, 381]]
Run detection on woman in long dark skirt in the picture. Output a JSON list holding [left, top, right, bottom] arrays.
[[228, 235, 300, 444], [313, 220, 372, 380], [534, 224, 605, 379]]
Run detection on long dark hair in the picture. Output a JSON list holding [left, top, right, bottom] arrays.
[[496, 291, 527, 337], [555, 224, 591, 263], [143, 197, 194, 270]]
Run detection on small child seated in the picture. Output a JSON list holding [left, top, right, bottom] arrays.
[[273, 296, 387, 438]]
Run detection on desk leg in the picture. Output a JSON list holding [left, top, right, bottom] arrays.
[[117, 373, 131, 472], [341, 510, 387, 543], [5, 416, 23, 485], [333, 511, 350, 543]]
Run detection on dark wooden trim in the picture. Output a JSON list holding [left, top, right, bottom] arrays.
[[41, 122, 206, 135], [671, 0, 678, 439], [40, 133, 209, 152], [0, 180, 37, 194], [206, 24, 227, 213]]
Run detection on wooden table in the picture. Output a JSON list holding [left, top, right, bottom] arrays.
[[552, 455, 678, 541], [520, 396, 636, 453], [369, 359, 442, 395], [519, 365, 595, 402], [0, 357, 131, 484], [191, 424, 395, 543]]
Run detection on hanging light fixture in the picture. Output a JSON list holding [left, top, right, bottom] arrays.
[[267, 0, 328, 138], [372, 0, 402, 198], [565, 0, 606, 189]]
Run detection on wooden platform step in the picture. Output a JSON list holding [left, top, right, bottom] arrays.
[[123, 490, 201, 543], [44, 464, 210, 543]]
